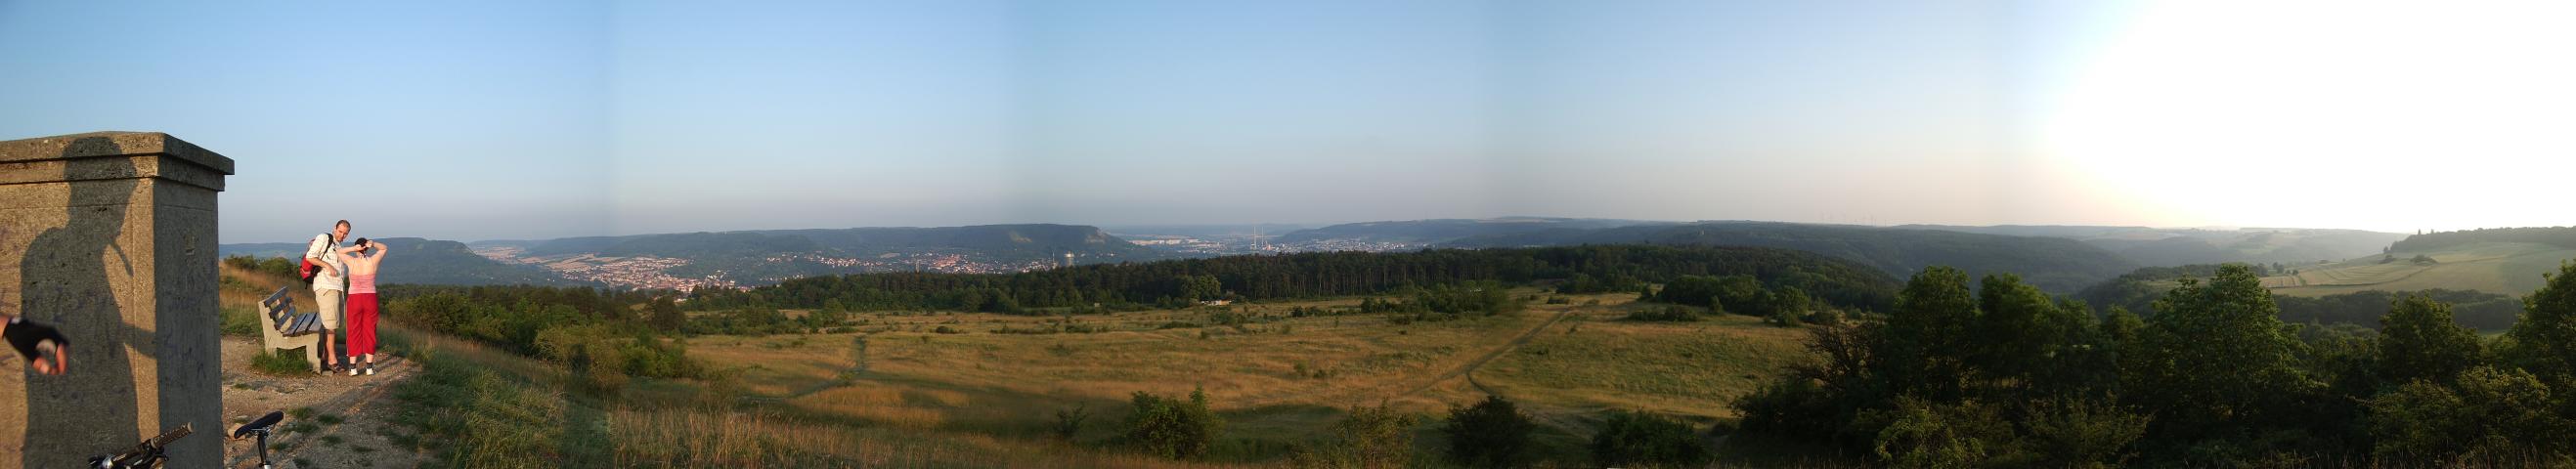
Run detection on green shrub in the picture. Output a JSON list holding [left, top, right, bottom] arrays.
[[2019, 398, 2149, 468], [1293, 401, 1419, 468], [1121, 387, 1222, 460], [1591, 410, 1709, 467], [1765, 306, 1801, 327], [2369, 365, 2573, 464], [1870, 398, 2016, 468], [1442, 395, 1536, 469]]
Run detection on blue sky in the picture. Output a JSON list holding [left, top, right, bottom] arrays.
[[3, 1, 2568, 242]]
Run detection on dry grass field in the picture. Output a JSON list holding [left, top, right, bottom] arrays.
[[668, 290, 1812, 465], [222, 256, 1818, 467]]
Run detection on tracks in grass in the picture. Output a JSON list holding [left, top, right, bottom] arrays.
[[1392, 308, 1575, 400]]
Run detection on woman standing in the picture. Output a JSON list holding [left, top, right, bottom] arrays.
[[334, 238, 389, 376]]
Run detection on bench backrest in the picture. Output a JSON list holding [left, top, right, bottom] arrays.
[[261, 286, 292, 320]]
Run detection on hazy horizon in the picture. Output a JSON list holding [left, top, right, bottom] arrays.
[[206, 216, 2445, 246], [5, 0, 2568, 242]]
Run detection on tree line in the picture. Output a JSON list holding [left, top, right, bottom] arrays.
[[685, 245, 1900, 315], [1734, 261, 2576, 466]]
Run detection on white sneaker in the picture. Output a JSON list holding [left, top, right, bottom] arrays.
[[347, 365, 359, 376], [363, 366, 375, 376]]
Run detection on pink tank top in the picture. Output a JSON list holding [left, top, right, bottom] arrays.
[[350, 274, 377, 295]]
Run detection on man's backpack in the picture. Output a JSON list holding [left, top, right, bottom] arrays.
[[298, 234, 332, 284]]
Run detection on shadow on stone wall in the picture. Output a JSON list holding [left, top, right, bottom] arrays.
[[19, 136, 143, 466]]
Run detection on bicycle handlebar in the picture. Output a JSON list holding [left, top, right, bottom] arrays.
[[89, 423, 191, 469]]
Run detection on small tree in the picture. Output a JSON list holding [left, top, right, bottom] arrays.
[[1055, 404, 1091, 441], [1443, 395, 1536, 469]]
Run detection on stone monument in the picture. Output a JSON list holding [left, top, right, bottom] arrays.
[[0, 132, 233, 467]]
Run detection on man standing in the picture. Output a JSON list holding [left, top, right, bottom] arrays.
[[304, 220, 350, 374]]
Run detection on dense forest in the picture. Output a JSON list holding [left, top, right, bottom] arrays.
[[2390, 226, 2576, 252], [1733, 262, 2576, 466], [686, 245, 1902, 314], [1433, 222, 2137, 293]]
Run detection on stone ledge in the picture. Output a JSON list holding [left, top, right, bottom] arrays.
[[0, 132, 237, 173]]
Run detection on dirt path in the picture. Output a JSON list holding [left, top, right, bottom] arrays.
[[1389, 309, 1575, 400], [218, 336, 427, 468], [752, 333, 872, 404], [1451, 312, 1597, 435]]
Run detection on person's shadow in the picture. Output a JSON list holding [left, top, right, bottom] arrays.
[[18, 136, 144, 467]]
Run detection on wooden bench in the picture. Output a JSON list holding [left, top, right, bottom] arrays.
[[258, 286, 327, 371]]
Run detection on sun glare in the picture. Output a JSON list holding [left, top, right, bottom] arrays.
[[2033, 1, 2576, 232]]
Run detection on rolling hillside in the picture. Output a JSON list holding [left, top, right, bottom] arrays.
[[469, 224, 1169, 287], [2263, 241, 2576, 298], [221, 237, 580, 286], [1272, 217, 1663, 245], [757, 224, 1162, 259], [500, 224, 1159, 261]]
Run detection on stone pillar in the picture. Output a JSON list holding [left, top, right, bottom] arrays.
[[0, 132, 233, 468]]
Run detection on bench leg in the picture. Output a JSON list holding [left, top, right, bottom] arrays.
[[301, 342, 323, 370]]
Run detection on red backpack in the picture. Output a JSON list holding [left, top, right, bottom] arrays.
[[297, 234, 332, 283]]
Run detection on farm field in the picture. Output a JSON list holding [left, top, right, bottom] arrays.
[[2257, 242, 2576, 297]]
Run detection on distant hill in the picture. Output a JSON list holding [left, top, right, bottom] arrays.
[[371, 237, 583, 286], [1103, 223, 1316, 238], [217, 242, 312, 259], [1438, 222, 2135, 293], [1272, 217, 1664, 244], [520, 232, 822, 259], [506, 224, 1157, 260], [220, 237, 579, 286], [460, 224, 1165, 286], [2389, 226, 2576, 252], [1899, 225, 2406, 268], [756, 224, 1159, 259]]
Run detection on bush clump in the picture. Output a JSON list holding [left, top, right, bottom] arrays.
[[1121, 387, 1223, 460]]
